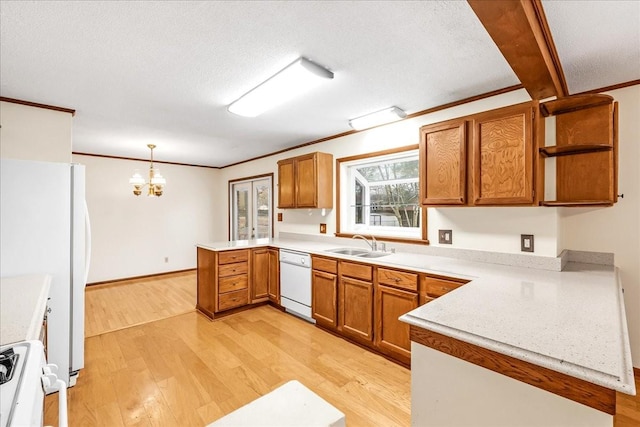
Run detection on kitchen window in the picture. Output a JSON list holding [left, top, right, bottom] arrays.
[[337, 145, 427, 242]]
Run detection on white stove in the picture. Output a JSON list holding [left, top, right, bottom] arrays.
[[0, 340, 67, 427]]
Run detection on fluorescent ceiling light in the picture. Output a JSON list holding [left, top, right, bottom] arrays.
[[349, 106, 407, 131], [228, 57, 334, 117]]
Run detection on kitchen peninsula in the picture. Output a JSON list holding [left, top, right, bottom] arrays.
[[196, 237, 635, 426]]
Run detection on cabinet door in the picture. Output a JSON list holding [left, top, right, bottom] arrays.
[[375, 285, 418, 364], [251, 249, 269, 302], [312, 270, 338, 329], [267, 249, 280, 304], [196, 247, 216, 319], [277, 159, 295, 208], [295, 154, 317, 208], [420, 119, 467, 205], [472, 103, 534, 205], [339, 276, 373, 344]]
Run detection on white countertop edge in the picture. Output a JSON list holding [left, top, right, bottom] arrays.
[[400, 312, 636, 395], [26, 275, 51, 341], [616, 269, 637, 395]]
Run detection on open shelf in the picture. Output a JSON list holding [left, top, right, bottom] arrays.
[[540, 200, 614, 207], [540, 94, 614, 117], [539, 144, 613, 158]]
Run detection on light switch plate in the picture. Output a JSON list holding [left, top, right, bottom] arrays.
[[521, 234, 534, 252], [319, 223, 327, 234], [439, 229, 452, 244]]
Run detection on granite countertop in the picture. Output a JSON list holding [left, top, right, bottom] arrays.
[[0, 274, 51, 346], [196, 238, 635, 395]]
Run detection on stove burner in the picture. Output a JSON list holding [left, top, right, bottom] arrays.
[[0, 348, 19, 385]]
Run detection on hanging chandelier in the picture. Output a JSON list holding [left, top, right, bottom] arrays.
[[129, 144, 166, 197]]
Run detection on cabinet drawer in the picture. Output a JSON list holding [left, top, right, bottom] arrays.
[[218, 250, 249, 265], [313, 256, 337, 274], [218, 289, 248, 311], [424, 277, 465, 298], [219, 275, 248, 293], [340, 261, 372, 281], [378, 268, 418, 291], [218, 262, 248, 278]]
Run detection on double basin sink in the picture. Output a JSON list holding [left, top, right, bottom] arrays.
[[325, 247, 390, 259]]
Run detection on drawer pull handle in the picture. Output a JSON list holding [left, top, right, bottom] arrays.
[[442, 287, 451, 292], [395, 278, 401, 282]]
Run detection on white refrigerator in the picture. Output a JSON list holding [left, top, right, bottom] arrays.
[[1, 158, 91, 387]]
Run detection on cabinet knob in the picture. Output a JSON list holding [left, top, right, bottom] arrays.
[[395, 278, 401, 282]]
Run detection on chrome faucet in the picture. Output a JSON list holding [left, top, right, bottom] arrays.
[[352, 234, 377, 251]]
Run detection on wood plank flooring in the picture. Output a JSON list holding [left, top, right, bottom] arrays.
[[85, 271, 197, 337], [45, 306, 411, 426], [46, 272, 639, 426]]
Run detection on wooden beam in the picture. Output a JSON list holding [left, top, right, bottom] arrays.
[[468, 0, 568, 99]]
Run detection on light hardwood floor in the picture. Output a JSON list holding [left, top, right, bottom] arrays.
[[45, 272, 639, 426], [85, 271, 197, 337]]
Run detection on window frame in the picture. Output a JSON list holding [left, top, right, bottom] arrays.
[[336, 145, 428, 244]]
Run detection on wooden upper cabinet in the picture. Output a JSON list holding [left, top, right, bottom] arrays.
[[419, 101, 537, 207], [539, 94, 618, 207], [277, 152, 333, 209], [472, 102, 535, 205], [420, 118, 467, 205], [277, 159, 295, 208]]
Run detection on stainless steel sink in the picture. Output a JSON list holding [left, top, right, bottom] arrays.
[[325, 247, 369, 256], [356, 252, 390, 258], [325, 247, 391, 258]]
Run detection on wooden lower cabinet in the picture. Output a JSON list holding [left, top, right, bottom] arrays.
[[267, 248, 280, 304], [312, 270, 338, 329], [339, 276, 374, 344], [375, 284, 418, 364], [196, 247, 280, 320], [251, 248, 270, 303]]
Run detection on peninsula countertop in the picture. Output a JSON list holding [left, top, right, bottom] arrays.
[[0, 274, 51, 346], [196, 238, 636, 395]]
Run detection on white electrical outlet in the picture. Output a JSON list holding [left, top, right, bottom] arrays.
[[521, 235, 534, 252]]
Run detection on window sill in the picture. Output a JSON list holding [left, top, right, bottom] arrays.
[[335, 232, 430, 246]]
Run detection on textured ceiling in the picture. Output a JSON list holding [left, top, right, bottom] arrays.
[[1, 1, 638, 167]]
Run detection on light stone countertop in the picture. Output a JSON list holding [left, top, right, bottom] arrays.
[[196, 238, 636, 395], [0, 274, 51, 346]]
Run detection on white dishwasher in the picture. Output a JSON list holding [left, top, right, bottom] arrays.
[[279, 249, 315, 323]]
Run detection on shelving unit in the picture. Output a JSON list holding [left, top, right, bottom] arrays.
[[539, 94, 618, 207]]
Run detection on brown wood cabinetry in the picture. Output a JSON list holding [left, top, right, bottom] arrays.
[[419, 101, 538, 207], [375, 284, 418, 364], [472, 103, 535, 205], [267, 248, 280, 304], [311, 256, 338, 329], [196, 247, 280, 320], [340, 275, 374, 344], [539, 94, 618, 206], [251, 248, 270, 303], [421, 275, 469, 302], [277, 152, 333, 209], [420, 118, 467, 205]]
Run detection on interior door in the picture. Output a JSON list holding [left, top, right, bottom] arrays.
[[231, 177, 272, 240]]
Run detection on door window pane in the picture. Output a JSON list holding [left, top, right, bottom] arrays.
[[230, 177, 272, 240]]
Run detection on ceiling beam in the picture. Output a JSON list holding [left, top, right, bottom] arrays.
[[468, 0, 568, 99]]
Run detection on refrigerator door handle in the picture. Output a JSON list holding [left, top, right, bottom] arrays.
[[84, 200, 91, 285]]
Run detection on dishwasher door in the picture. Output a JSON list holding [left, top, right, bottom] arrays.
[[279, 250, 314, 322]]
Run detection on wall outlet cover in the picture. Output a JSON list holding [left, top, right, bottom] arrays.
[[521, 234, 534, 252], [439, 229, 453, 244], [277, 213, 283, 222], [320, 223, 327, 234]]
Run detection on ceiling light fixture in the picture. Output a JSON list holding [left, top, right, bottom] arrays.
[[228, 57, 334, 117], [349, 106, 407, 131], [129, 144, 166, 197]]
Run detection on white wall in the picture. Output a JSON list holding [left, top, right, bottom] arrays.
[[0, 100, 72, 163], [74, 154, 220, 283], [559, 86, 640, 364]]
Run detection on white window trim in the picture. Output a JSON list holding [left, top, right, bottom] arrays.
[[340, 149, 421, 239]]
